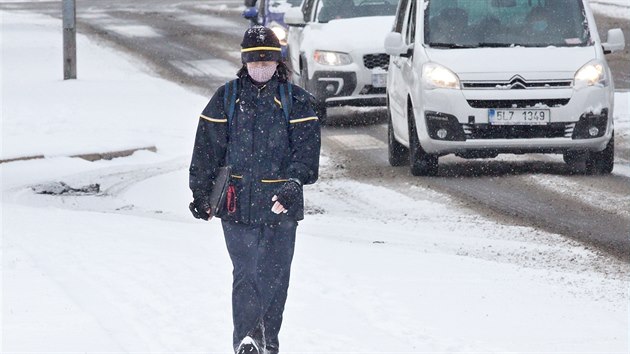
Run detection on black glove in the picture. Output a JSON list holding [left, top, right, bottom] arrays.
[[189, 197, 211, 220], [274, 179, 302, 211]]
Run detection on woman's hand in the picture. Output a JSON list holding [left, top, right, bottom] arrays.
[[271, 195, 288, 214], [189, 199, 212, 221], [270, 179, 301, 214]]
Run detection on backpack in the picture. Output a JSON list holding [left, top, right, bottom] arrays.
[[222, 78, 293, 124]]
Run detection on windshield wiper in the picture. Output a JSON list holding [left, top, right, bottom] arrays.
[[428, 42, 477, 49], [476, 42, 514, 48]]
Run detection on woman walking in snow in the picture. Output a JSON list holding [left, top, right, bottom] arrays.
[[188, 26, 321, 354]]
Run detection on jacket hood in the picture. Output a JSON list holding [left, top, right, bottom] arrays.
[[305, 16, 394, 53], [426, 46, 598, 81]]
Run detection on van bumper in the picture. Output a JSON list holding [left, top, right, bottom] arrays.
[[415, 85, 614, 154]]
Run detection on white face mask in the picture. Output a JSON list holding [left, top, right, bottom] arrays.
[[248, 64, 277, 83]]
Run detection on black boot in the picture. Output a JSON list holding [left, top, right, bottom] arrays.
[[236, 336, 261, 354], [265, 344, 279, 354]]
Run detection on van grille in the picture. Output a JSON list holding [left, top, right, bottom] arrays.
[[467, 99, 570, 109], [462, 122, 576, 139], [363, 53, 389, 70], [462, 76, 572, 90]]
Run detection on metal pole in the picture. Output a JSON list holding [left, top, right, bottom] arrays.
[[62, 0, 76, 79]]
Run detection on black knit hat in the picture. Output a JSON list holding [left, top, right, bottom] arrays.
[[241, 26, 282, 63]]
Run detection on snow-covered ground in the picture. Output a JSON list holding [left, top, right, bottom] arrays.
[[2, 9, 629, 354], [589, 0, 630, 20]]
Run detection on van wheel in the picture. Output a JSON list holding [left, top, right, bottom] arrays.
[[408, 110, 438, 176], [585, 135, 614, 175], [388, 109, 409, 166], [563, 150, 585, 166]]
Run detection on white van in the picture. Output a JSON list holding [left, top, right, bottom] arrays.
[[384, 0, 625, 176]]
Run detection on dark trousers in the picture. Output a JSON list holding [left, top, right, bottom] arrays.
[[222, 220, 297, 354]]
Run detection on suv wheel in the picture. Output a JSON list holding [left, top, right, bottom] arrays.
[[585, 134, 614, 175], [408, 109, 438, 176], [299, 64, 309, 90], [314, 101, 327, 125], [388, 109, 409, 166], [300, 64, 327, 124]]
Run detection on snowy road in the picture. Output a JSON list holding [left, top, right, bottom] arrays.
[[322, 121, 630, 261], [3, 0, 629, 261]]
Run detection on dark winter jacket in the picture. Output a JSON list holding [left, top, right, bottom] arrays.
[[189, 74, 321, 225]]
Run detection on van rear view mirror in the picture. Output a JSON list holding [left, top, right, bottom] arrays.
[[602, 28, 625, 54], [385, 32, 412, 57], [285, 7, 306, 26]]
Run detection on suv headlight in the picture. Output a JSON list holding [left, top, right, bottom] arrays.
[[270, 23, 287, 42], [574, 60, 607, 89], [313, 50, 352, 66], [422, 63, 461, 90]]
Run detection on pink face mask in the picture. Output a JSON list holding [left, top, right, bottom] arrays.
[[248, 64, 277, 83]]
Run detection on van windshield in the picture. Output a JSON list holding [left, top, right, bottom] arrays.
[[317, 0, 400, 23], [424, 0, 591, 48]]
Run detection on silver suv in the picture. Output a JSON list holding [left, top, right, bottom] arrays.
[[285, 0, 400, 122]]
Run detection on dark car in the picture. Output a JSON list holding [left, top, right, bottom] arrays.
[[242, 0, 303, 58]]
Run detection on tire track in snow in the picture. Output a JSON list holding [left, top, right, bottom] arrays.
[[322, 124, 630, 262]]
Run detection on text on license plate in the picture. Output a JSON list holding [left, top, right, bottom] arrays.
[[488, 109, 550, 125], [372, 73, 387, 88]]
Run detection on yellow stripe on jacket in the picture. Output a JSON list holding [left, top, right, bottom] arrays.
[[289, 116, 318, 124], [261, 179, 289, 183], [200, 114, 227, 123]]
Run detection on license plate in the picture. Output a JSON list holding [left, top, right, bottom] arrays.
[[488, 108, 550, 125], [372, 72, 387, 88]]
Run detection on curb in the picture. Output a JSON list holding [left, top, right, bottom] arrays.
[[0, 146, 157, 164]]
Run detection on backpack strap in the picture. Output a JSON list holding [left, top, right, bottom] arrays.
[[223, 79, 239, 123], [222, 79, 239, 165], [278, 82, 293, 123]]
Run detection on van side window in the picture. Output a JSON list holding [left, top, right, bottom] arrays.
[[404, 0, 416, 45], [393, 0, 410, 33], [303, 0, 316, 22]]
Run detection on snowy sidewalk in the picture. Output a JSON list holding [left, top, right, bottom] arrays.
[[1, 10, 204, 161], [2, 10, 629, 354]]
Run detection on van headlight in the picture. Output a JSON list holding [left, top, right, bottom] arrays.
[[422, 63, 461, 90], [313, 50, 352, 66], [574, 60, 607, 89]]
